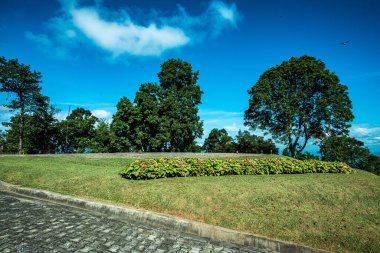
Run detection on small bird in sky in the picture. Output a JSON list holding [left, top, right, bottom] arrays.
[[340, 40, 351, 46]]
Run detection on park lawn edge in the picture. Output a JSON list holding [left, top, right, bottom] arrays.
[[0, 155, 378, 253]]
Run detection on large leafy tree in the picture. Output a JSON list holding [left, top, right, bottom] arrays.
[[235, 130, 278, 154], [245, 55, 354, 158], [158, 59, 203, 151], [0, 56, 44, 154], [203, 128, 235, 153]]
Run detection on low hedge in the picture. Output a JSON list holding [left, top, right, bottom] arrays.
[[120, 158, 352, 180]]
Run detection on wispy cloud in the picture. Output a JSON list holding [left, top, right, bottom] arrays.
[[56, 102, 115, 108], [26, 0, 240, 58], [25, 31, 70, 59], [350, 124, 380, 148], [199, 109, 242, 117], [25, 32, 52, 47]]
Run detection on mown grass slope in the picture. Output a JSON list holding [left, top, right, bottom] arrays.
[[0, 155, 378, 253]]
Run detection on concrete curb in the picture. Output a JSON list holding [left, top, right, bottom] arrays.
[[0, 181, 329, 253]]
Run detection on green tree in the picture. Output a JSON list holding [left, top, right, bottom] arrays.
[[1, 93, 58, 154], [58, 108, 98, 153], [133, 83, 167, 152], [297, 152, 320, 160], [203, 128, 235, 153], [0, 130, 5, 153], [90, 119, 120, 153], [110, 97, 135, 152], [0, 56, 44, 154], [319, 135, 371, 169], [235, 130, 278, 154], [158, 59, 203, 151], [245, 55, 354, 158]]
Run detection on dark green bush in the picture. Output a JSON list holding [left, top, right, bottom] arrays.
[[120, 158, 352, 180]]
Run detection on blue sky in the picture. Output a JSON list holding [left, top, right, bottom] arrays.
[[0, 0, 379, 154]]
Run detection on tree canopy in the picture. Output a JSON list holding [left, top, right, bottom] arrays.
[[235, 130, 278, 154], [158, 59, 203, 151], [57, 108, 98, 153], [244, 55, 354, 158], [319, 135, 372, 170], [203, 128, 235, 153], [111, 58, 203, 152], [0, 56, 45, 154]]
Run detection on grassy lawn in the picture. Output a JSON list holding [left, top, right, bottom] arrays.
[[0, 155, 379, 253]]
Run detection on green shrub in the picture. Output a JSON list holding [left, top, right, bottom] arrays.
[[120, 158, 352, 180]]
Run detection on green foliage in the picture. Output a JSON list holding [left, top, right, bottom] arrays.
[[320, 135, 378, 174], [1, 88, 58, 154], [112, 59, 203, 152], [203, 128, 235, 152], [364, 154, 380, 175], [110, 97, 135, 152], [235, 130, 278, 154], [133, 83, 168, 151], [158, 59, 203, 151], [0, 130, 5, 153], [245, 55, 354, 158], [297, 151, 320, 160], [89, 119, 121, 153], [56, 108, 98, 153], [0, 56, 45, 154], [121, 158, 352, 180]]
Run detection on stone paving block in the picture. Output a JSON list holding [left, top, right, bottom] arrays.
[[0, 191, 273, 253]]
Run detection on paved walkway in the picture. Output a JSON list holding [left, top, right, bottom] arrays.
[[0, 191, 271, 253]]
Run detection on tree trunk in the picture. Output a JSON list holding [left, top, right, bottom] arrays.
[[19, 104, 25, 155]]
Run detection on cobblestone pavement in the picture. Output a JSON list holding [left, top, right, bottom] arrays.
[[0, 191, 272, 253]]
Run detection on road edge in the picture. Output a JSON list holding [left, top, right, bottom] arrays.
[[0, 181, 329, 253]]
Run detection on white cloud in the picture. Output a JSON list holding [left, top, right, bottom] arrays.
[[26, 0, 240, 58], [208, 1, 238, 31], [350, 125, 380, 151], [91, 109, 111, 119], [70, 8, 189, 56], [350, 125, 380, 137]]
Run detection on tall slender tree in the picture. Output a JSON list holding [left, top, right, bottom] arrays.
[[110, 97, 135, 152], [158, 59, 203, 151], [0, 56, 43, 154], [133, 83, 167, 151]]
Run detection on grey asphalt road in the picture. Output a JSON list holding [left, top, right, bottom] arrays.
[[0, 191, 271, 253]]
